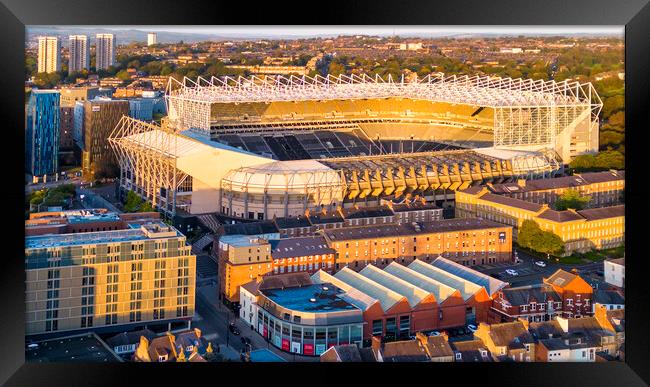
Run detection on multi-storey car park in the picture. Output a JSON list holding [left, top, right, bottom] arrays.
[[109, 73, 602, 225]]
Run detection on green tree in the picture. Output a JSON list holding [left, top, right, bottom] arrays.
[[123, 190, 143, 212], [518, 220, 564, 256], [116, 70, 131, 82], [554, 189, 591, 211]]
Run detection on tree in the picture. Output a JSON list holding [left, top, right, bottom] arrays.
[[116, 70, 131, 82], [123, 190, 143, 212], [518, 219, 564, 256], [554, 189, 591, 211]]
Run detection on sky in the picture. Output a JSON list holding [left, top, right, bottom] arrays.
[[29, 25, 624, 38]]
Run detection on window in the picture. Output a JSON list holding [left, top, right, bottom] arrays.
[[455, 352, 462, 361], [372, 320, 383, 336]]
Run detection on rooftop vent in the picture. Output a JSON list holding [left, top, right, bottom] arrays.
[[309, 298, 316, 303], [322, 286, 329, 291]]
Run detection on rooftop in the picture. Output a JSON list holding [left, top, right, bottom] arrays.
[[594, 289, 625, 305], [25, 221, 181, 249], [274, 215, 312, 229], [606, 258, 625, 267], [577, 205, 625, 221], [500, 284, 561, 306], [26, 333, 122, 363], [430, 256, 507, 296], [324, 218, 508, 241], [219, 234, 271, 248], [480, 193, 545, 212], [221, 221, 279, 236], [249, 349, 287, 362], [537, 208, 584, 222], [269, 236, 335, 259], [339, 206, 394, 220], [260, 282, 359, 313]]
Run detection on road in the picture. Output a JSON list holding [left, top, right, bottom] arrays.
[[470, 248, 608, 287]]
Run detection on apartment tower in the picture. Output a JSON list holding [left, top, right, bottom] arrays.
[[37, 36, 61, 73]]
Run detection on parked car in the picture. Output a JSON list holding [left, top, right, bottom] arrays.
[[229, 323, 241, 335], [467, 324, 477, 333], [505, 269, 519, 276], [428, 331, 441, 337], [534, 261, 547, 267]]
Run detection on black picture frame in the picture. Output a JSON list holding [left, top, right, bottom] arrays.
[[1, 0, 648, 385]]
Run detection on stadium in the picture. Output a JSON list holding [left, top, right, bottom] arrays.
[[109, 73, 602, 224]]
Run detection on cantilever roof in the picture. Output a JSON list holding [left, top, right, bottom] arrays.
[[430, 257, 507, 296], [407, 259, 483, 301], [334, 267, 405, 311], [168, 73, 600, 108], [383, 262, 458, 303], [358, 265, 431, 308]]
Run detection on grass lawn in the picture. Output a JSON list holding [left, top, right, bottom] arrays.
[[558, 255, 586, 264]]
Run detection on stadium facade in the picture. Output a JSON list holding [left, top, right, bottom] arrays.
[[110, 73, 601, 221]]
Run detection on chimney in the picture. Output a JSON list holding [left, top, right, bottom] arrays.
[[421, 197, 426, 205], [385, 201, 394, 210], [353, 204, 359, 210], [304, 208, 310, 217], [517, 179, 526, 188]]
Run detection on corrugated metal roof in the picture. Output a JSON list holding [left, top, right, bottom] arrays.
[[407, 259, 482, 300], [334, 267, 405, 311], [430, 257, 508, 296], [358, 265, 430, 308], [310, 271, 378, 311], [383, 262, 457, 303]]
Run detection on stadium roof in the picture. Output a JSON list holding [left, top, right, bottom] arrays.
[[430, 257, 508, 296], [167, 73, 600, 108]]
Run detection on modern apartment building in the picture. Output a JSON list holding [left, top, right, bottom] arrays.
[[59, 106, 74, 151], [147, 32, 157, 46], [26, 90, 60, 178], [37, 36, 61, 73], [60, 86, 112, 108], [96, 34, 116, 70], [81, 98, 130, 180], [68, 35, 89, 73], [25, 221, 196, 338]]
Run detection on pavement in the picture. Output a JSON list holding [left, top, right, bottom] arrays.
[[193, 282, 318, 362]]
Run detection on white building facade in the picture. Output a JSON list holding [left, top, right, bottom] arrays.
[[37, 36, 61, 73], [96, 34, 116, 70]]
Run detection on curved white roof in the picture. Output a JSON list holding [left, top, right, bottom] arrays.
[[221, 159, 342, 190]]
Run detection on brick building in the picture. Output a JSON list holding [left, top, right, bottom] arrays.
[[455, 187, 624, 255], [543, 269, 594, 318], [322, 218, 513, 271]]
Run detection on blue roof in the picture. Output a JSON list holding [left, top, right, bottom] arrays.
[[260, 283, 359, 313], [249, 349, 286, 362]]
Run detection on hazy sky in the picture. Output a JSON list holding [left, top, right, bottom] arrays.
[[31, 25, 624, 38]]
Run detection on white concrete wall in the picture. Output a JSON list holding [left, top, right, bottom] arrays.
[[604, 261, 624, 288]]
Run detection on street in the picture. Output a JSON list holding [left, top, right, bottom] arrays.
[[471, 248, 608, 288]]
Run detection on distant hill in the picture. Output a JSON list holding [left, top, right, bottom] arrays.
[[26, 27, 233, 45]]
